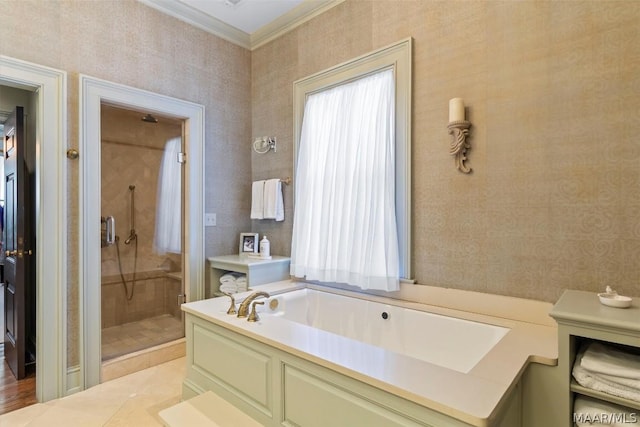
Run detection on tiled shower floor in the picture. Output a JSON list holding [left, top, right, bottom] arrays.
[[102, 314, 184, 361]]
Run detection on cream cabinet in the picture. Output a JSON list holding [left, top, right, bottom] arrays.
[[182, 311, 523, 427], [550, 290, 640, 426]]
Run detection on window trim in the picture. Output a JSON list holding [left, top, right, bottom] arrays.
[[293, 38, 412, 280]]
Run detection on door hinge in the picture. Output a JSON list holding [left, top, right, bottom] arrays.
[[177, 152, 187, 164]]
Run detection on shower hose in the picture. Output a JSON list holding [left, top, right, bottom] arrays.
[[115, 235, 138, 301]]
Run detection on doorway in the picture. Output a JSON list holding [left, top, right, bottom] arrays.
[[0, 55, 67, 403], [79, 75, 205, 389], [0, 95, 37, 413]]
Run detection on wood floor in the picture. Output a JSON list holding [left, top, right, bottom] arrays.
[[0, 344, 36, 415]]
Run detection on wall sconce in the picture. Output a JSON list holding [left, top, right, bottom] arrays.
[[447, 98, 472, 173], [253, 136, 277, 154]]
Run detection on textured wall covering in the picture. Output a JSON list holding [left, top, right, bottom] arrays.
[[1, 0, 639, 375], [1, 0, 252, 367], [252, 0, 640, 303]]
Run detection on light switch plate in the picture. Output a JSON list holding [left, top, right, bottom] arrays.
[[205, 213, 216, 226]]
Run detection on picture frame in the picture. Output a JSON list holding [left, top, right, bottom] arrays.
[[239, 233, 259, 255]]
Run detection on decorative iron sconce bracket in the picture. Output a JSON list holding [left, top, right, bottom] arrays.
[[448, 120, 472, 173]]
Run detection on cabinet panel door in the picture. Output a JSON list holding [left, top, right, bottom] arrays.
[[283, 364, 463, 427], [192, 323, 272, 416]]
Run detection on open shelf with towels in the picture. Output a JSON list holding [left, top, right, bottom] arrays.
[[550, 290, 640, 426], [570, 380, 640, 411], [207, 255, 291, 298]]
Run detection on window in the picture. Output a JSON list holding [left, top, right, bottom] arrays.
[[291, 38, 412, 290]]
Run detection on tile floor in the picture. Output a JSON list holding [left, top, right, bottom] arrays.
[[102, 314, 184, 361], [0, 357, 186, 426]]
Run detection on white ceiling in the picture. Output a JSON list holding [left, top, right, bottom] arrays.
[[180, 0, 305, 34], [139, 0, 342, 50]]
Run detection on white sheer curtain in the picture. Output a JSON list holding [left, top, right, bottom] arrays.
[[290, 69, 399, 291], [154, 137, 182, 254]]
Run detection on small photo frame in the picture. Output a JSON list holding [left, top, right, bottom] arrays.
[[239, 233, 259, 255]]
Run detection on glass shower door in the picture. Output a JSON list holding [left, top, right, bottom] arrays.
[[100, 104, 185, 362]]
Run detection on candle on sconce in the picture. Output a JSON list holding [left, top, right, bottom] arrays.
[[449, 98, 465, 122]]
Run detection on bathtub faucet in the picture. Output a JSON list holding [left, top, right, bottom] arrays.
[[237, 291, 270, 318]]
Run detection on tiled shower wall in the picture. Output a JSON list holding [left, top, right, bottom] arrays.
[[101, 105, 182, 328], [101, 273, 182, 329], [251, 1, 640, 303], [100, 105, 182, 277]]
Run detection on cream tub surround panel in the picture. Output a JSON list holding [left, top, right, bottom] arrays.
[[181, 281, 557, 426]]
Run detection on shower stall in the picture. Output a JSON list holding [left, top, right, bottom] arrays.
[[100, 104, 185, 362]]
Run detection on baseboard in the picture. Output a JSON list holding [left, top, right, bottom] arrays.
[[66, 365, 82, 396]]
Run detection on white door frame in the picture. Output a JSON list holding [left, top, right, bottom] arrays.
[[79, 75, 205, 388], [0, 55, 67, 401]]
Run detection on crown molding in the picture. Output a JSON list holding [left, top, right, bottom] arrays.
[[250, 0, 344, 50], [138, 0, 343, 51], [139, 0, 251, 49]]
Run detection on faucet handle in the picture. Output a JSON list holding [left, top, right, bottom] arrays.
[[222, 292, 237, 315], [248, 301, 264, 322]]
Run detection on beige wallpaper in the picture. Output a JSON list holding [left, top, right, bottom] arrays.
[[251, 0, 640, 303], [2, 0, 639, 371], [1, 0, 252, 367]]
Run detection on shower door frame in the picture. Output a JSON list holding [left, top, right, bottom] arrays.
[[79, 75, 205, 389]]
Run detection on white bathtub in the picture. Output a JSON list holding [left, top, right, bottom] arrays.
[[182, 283, 556, 427], [260, 288, 509, 373]]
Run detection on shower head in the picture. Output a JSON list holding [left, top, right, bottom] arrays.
[[141, 113, 158, 123]]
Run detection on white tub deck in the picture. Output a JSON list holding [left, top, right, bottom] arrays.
[[182, 281, 557, 426]]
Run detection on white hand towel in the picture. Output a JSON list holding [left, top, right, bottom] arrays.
[[251, 181, 265, 219], [275, 181, 284, 221], [263, 179, 284, 221], [581, 342, 640, 380]]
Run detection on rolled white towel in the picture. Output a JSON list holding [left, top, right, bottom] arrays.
[[573, 363, 640, 403], [581, 342, 640, 380], [219, 284, 237, 294], [573, 395, 639, 426]]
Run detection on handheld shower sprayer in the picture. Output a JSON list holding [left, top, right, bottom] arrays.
[[114, 184, 139, 301], [124, 184, 137, 245]]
